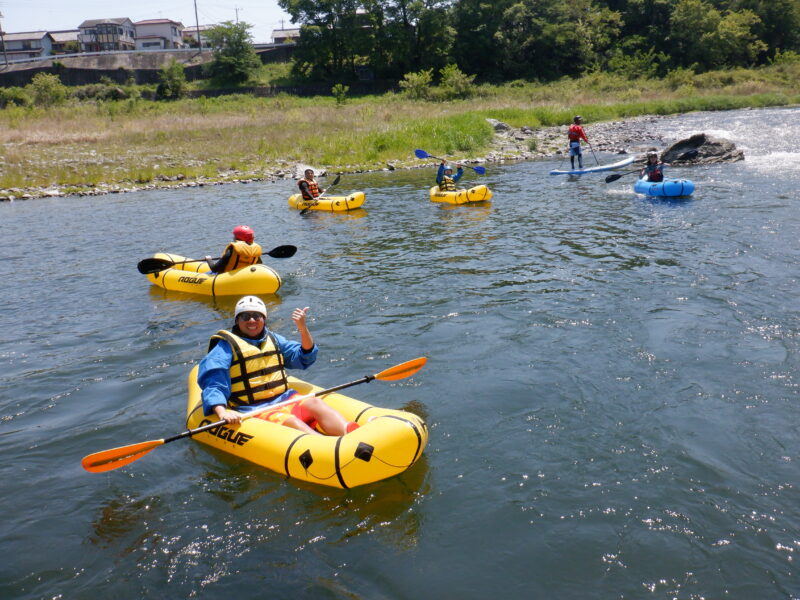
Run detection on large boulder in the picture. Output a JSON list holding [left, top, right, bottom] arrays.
[[662, 133, 744, 165]]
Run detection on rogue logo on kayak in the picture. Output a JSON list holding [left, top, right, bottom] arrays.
[[200, 419, 253, 446], [178, 276, 207, 284]]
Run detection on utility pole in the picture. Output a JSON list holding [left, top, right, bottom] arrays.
[[193, 0, 201, 56], [234, 7, 241, 23], [0, 11, 8, 67]]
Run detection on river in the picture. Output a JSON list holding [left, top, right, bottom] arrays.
[[1, 106, 798, 599]]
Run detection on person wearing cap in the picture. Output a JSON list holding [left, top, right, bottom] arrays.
[[298, 169, 326, 201], [197, 296, 358, 436], [567, 115, 589, 170], [640, 150, 669, 182], [205, 225, 262, 274], [436, 160, 464, 191]]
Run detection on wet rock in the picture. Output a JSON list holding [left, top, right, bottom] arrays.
[[486, 118, 511, 132], [662, 133, 744, 164]]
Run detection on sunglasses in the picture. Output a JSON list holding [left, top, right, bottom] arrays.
[[237, 312, 265, 321]]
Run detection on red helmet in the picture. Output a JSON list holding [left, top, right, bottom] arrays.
[[232, 225, 254, 243]]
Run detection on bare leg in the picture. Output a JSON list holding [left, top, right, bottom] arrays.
[[302, 396, 350, 436], [282, 415, 321, 435]]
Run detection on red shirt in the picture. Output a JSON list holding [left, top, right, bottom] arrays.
[[568, 124, 588, 143]]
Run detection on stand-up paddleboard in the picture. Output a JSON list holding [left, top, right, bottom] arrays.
[[550, 155, 635, 175]]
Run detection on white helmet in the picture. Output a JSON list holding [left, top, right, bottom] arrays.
[[234, 295, 267, 318]]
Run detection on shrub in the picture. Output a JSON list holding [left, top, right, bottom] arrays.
[[331, 83, 349, 106], [438, 64, 476, 100], [399, 69, 434, 100], [0, 87, 32, 108], [156, 59, 187, 100], [27, 72, 68, 107]]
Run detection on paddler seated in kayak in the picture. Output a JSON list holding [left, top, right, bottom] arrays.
[[298, 169, 326, 202], [197, 295, 359, 436], [436, 160, 464, 192], [204, 225, 262, 274], [568, 115, 589, 170], [640, 150, 670, 182]]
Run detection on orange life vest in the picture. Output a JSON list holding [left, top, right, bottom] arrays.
[[299, 178, 320, 201]]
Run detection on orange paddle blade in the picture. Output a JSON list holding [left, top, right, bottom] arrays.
[[81, 439, 165, 473], [375, 357, 427, 381]]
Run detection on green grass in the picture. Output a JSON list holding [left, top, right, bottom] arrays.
[[1, 62, 799, 193]]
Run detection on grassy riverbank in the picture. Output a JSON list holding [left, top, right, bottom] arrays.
[[2, 62, 799, 197]]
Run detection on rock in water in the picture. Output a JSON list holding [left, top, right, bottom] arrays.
[[662, 133, 744, 165]]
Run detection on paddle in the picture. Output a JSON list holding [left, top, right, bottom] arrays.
[[588, 142, 600, 166], [137, 245, 297, 274], [414, 149, 487, 175], [299, 174, 341, 216], [604, 169, 641, 184], [81, 356, 428, 473]]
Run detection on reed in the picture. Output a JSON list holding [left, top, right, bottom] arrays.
[[1, 65, 798, 194]]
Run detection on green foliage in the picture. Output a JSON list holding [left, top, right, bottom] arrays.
[[438, 64, 476, 99], [204, 21, 262, 85], [27, 72, 68, 107], [0, 86, 32, 108], [156, 59, 188, 100], [331, 83, 349, 106], [399, 69, 434, 100], [72, 83, 135, 101], [770, 49, 800, 65]]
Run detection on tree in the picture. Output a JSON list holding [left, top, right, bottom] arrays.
[[703, 9, 767, 67], [204, 21, 262, 85], [495, 0, 622, 80]]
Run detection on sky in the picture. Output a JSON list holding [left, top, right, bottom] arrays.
[[0, 0, 293, 43]]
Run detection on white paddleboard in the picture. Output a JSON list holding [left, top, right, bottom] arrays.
[[549, 155, 635, 175]]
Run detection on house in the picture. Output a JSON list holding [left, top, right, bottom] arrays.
[[271, 28, 300, 44], [49, 30, 80, 54], [78, 18, 135, 52], [134, 19, 184, 50], [182, 24, 214, 48], [0, 31, 54, 59]]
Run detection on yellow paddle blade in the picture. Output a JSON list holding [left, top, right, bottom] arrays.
[[81, 439, 165, 473], [375, 357, 427, 381]]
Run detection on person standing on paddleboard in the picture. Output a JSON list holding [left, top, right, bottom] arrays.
[[197, 296, 359, 436], [568, 115, 589, 170]]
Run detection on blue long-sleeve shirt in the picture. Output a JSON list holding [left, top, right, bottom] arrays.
[[436, 164, 464, 185], [197, 329, 318, 416]]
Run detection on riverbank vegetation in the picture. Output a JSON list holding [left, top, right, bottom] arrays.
[[1, 59, 799, 196]]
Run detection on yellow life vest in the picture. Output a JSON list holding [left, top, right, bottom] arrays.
[[223, 240, 262, 272], [439, 176, 457, 192], [209, 329, 289, 407]]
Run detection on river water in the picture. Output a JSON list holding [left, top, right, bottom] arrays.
[[1, 106, 799, 599]]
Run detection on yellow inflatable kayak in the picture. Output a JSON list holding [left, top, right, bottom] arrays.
[[185, 365, 428, 488], [429, 185, 492, 204], [145, 253, 281, 297], [288, 191, 366, 212]]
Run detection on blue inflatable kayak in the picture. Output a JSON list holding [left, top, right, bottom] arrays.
[[634, 178, 695, 197], [550, 155, 634, 175]]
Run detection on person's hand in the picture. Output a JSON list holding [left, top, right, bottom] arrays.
[[441, 160, 446, 165], [204, 255, 212, 263], [292, 306, 310, 330], [216, 407, 242, 424], [456, 163, 463, 169]]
